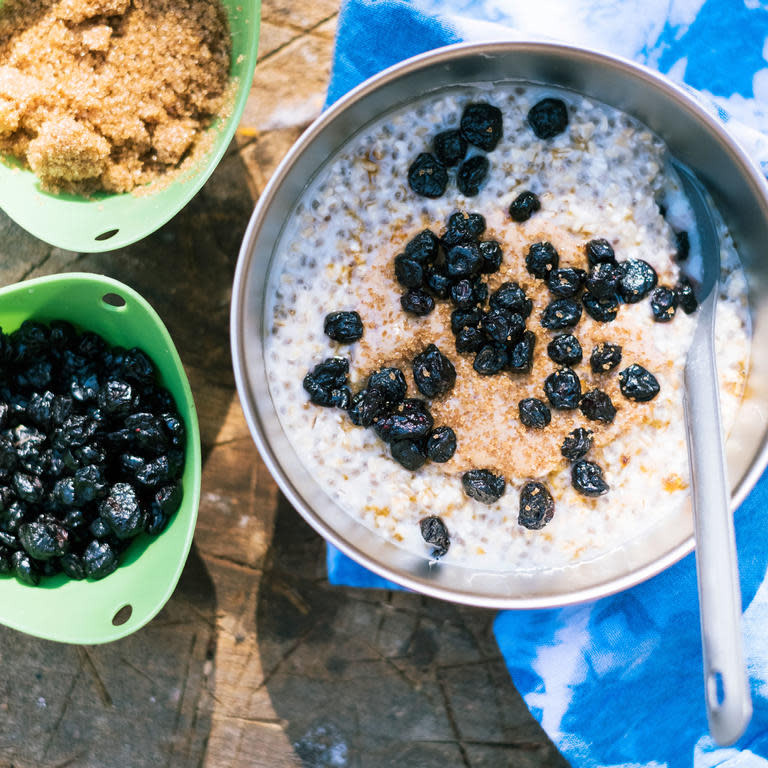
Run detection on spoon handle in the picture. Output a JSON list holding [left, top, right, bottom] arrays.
[[684, 287, 752, 746]]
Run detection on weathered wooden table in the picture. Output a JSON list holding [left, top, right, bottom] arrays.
[[0, 3, 568, 765]]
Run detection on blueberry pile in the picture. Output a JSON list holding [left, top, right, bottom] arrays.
[[528, 238, 697, 327], [304, 334, 458, 475], [408, 102, 502, 198], [0, 321, 185, 585]]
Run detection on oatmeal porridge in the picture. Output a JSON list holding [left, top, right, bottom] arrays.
[[263, 84, 750, 571]]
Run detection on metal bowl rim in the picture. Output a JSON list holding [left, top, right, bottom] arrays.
[[231, 39, 768, 609]]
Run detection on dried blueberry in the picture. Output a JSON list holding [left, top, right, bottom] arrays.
[[303, 358, 349, 407], [324, 311, 364, 342], [19, 520, 68, 560], [572, 460, 609, 496], [526, 241, 559, 279], [83, 540, 118, 580], [460, 103, 503, 151], [675, 231, 690, 261], [585, 239, 616, 266], [405, 229, 440, 263], [462, 469, 505, 504], [27, 391, 54, 429], [451, 308, 482, 335], [153, 483, 183, 516], [590, 342, 622, 373], [394, 254, 424, 289], [413, 345, 456, 398], [519, 398, 551, 429], [420, 515, 450, 558], [445, 243, 483, 279], [650, 286, 678, 322], [368, 367, 407, 408], [348, 389, 385, 427], [582, 292, 619, 323], [144, 508, 169, 536], [473, 345, 507, 375], [619, 364, 660, 402], [586, 262, 622, 299], [450, 279, 480, 309], [13, 472, 43, 504], [479, 241, 504, 274], [509, 191, 540, 222], [547, 268, 586, 298], [123, 348, 155, 387], [433, 129, 467, 166], [425, 267, 452, 299], [508, 331, 536, 373], [12, 550, 40, 585], [374, 399, 434, 443], [455, 327, 484, 354], [125, 412, 169, 454], [60, 553, 86, 580], [544, 368, 582, 410], [97, 379, 133, 416], [481, 309, 524, 345], [618, 259, 658, 303], [442, 211, 486, 246], [561, 428, 593, 461], [518, 481, 555, 530], [426, 427, 457, 463], [136, 456, 172, 488], [489, 282, 532, 319], [408, 153, 448, 198], [160, 412, 186, 448], [527, 98, 568, 139], [675, 277, 698, 314], [53, 476, 76, 508], [457, 155, 489, 197], [580, 389, 616, 423], [400, 289, 435, 316], [0, 547, 11, 575], [541, 298, 582, 330], [390, 439, 427, 471], [547, 334, 582, 366], [100, 483, 143, 539], [0, 433, 16, 472], [73, 464, 107, 503]]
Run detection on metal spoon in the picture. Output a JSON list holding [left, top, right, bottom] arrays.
[[676, 160, 753, 745]]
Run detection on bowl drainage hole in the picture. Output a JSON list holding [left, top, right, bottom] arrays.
[[102, 293, 126, 308], [95, 229, 119, 241], [112, 604, 133, 626]]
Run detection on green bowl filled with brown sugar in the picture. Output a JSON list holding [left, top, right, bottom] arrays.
[[0, 0, 260, 253], [0, 273, 201, 644]]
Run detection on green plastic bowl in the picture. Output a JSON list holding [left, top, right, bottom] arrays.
[[0, 273, 201, 644], [0, 0, 261, 253]]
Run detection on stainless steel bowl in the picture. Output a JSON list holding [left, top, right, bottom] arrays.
[[231, 41, 768, 608]]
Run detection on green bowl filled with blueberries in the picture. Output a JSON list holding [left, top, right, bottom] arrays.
[[0, 273, 201, 644]]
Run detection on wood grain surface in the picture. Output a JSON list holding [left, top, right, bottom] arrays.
[[0, 2, 568, 766]]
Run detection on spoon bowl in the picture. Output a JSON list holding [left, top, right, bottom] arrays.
[[0, 273, 201, 644]]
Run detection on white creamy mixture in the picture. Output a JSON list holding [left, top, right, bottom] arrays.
[[264, 84, 750, 570]]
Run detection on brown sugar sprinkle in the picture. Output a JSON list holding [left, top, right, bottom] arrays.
[[662, 473, 688, 492], [350, 218, 679, 480], [0, 0, 231, 194]]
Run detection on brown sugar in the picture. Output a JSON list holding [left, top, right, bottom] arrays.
[[352, 218, 672, 481], [0, 0, 231, 194]]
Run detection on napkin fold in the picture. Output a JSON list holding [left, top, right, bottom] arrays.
[[323, 1, 768, 764]]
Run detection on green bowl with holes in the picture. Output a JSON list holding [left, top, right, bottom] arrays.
[[0, 0, 260, 253], [0, 273, 201, 644]]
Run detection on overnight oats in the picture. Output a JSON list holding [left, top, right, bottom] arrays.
[[264, 85, 750, 571]]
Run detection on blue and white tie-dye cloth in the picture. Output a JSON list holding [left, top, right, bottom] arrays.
[[323, 1, 768, 764]]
